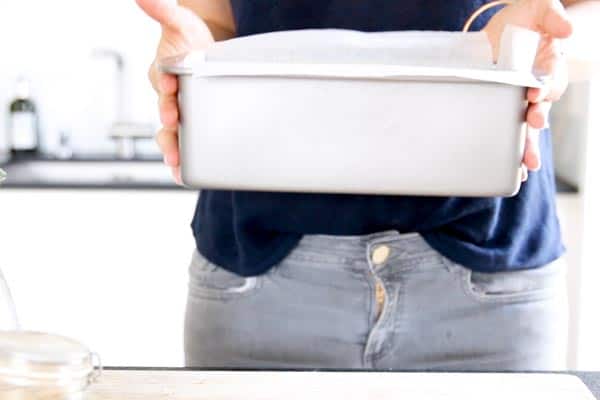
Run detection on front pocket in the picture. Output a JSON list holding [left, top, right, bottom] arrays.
[[458, 259, 566, 304], [188, 251, 263, 300]]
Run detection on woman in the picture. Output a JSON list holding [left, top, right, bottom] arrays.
[[137, 0, 592, 370]]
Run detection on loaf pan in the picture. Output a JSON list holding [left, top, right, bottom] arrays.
[[160, 26, 542, 196]]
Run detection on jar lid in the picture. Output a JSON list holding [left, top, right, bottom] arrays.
[[0, 331, 91, 365], [0, 331, 100, 391]]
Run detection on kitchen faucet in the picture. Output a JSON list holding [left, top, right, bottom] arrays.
[[92, 49, 153, 160]]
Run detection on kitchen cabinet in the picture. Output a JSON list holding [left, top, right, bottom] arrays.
[[0, 189, 198, 367]]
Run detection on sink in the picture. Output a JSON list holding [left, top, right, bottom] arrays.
[[1, 159, 176, 188]]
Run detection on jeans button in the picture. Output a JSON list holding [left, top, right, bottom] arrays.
[[371, 245, 391, 265]]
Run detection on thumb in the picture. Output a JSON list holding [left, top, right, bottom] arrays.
[[136, 0, 181, 31], [537, 0, 573, 38]]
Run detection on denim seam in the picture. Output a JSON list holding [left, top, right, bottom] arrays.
[[363, 235, 405, 365], [187, 276, 265, 301], [362, 269, 374, 369], [370, 274, 405, 363], [461, 278, 561, 304], [283, 253, 356, 265], [188, 255, 266, 301], [364, 273, 398, 364], [447, 260, 563, 305], [363, 271, 377, 367]]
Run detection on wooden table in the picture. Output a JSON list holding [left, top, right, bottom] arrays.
[[4, 369, 598, 400]]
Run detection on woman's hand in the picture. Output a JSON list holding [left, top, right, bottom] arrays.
[[483, 0, 573, 181], [136, 0, 215, 183]]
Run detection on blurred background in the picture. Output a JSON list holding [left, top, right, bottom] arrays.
[[0, 0, 599, 370], [0, 0, 160, 156], [0, 0, 199, 368]]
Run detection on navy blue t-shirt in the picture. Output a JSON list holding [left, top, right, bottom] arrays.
[[192, 0, 564, 277]]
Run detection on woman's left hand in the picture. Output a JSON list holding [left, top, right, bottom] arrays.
[[483, 0, 573, 181]]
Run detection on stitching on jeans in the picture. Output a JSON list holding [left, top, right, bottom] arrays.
[[371, 342, 395, 362], [364, 277, 383, 364], [363, 271, 377, 367], [364, 274, 399, 364], [362, 269, 374, 369], [284, 252, 354, 265], [461, 275, 561, 304], [188, 257, 266, 301], [364, 235, 416, 365], [369, 274, 405, 363], [187, 277, 265, 301], [443, 258, 563, 305], [274, 260, 365, 283]]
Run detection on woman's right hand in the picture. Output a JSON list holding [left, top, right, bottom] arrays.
[[136, 0, 215, 183]]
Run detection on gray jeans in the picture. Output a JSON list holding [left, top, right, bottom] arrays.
[[185, 231, 568, 370]]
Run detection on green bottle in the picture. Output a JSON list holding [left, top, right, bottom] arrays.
[[8, 77, 40, 158]]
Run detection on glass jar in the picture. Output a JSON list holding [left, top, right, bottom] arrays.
[[0, 331, 101, 399], [0, 270, 18, 330]]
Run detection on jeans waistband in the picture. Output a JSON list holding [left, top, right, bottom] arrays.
[[284, 230, 439, 268]]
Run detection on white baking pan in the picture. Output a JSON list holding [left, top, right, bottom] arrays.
[[160, 26, 543, 196]]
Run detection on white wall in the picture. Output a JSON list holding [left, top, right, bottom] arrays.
[[575, 76, 600, 371], [0, 189, 198, 367], [0, 0, 162, 155]]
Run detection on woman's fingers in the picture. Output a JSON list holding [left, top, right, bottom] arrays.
[[171, 166, 183, 185], [524, 102, 545, 173], [149, 60, 181, 183], [527, 74, 567, 104], [523, 127, 542, 172], [521, 26, 568, 176], [537, 0, 573, 39], [157, 128, 180, 167], [137, 0, 215, 185], [149, 64, 179, 129], [157, 70, 179, 128], [136, 0, 182, 32], [159, 94, 179, 128], [149, 63, 178, 95], [529, 36, 568, 103], [527, 86, 549, 104], [527, 101, 552, 129], [159, 72, 178, 95], [149, 63, 180, 169]]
